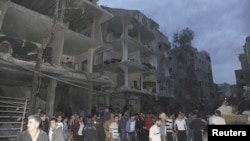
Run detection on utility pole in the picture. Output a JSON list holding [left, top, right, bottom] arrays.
[[29, 40, 46, 115]]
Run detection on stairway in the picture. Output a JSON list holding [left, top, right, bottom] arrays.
[[0, 96, 29, 139]]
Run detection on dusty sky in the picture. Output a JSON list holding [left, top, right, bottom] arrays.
[[98, 0, 250, 85]]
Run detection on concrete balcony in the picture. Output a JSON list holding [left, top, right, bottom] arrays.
[[113, 86, 157, 96], [0, 52, 113, 86], [10, 0, 113, 31], [109, 37, 155, 57]]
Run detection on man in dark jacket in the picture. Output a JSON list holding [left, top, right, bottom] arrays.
[[96, 119, 106, 141], [190, 114, 207, 141], [83, 117, 98, 141], [40, 112, 49, 134], [136, 112, 147, 141], [16, 114, 49, 141]]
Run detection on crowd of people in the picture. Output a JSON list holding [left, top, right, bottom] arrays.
[[15, 107, 228, 141]]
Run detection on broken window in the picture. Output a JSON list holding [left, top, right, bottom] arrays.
[[0, 37, 38, 61]]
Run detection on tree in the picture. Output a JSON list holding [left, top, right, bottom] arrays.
[[173, 27, 194, 48]]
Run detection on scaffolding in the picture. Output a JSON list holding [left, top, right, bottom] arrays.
[[0, 96, 29, 139]]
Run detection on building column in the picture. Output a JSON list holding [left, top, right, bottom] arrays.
[[87, 46, 100, 73], [121, 19, 129, 88], [124, 67, 128, 88], [87, 85, 93, 115], [140, 74, 144, 90], [105, 93, 110, 108], [122, 19, 128, 61], [86, 46, 101, 114], [91, 17, 102, 41], [46, 79, 57, 117], [122, 40, 128, 61], [50, 23, 66, 65], [45, 23, 66, 117], [0, 0, 9, 30], [121, 66, 129, 88]]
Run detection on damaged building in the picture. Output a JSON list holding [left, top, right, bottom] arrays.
[[0, 0, 114, 117], [0, 0, 220, 117], [0, 0, 179, 118], [94, 7, 176, 113]]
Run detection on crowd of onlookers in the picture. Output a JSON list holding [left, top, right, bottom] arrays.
[[15, 106, 231, 141]]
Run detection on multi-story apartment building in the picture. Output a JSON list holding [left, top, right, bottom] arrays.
[[170, 46, 215, 112], [196, 51, 214, 100], [93, 7, 174, 113], [234, 36, 250, 112], [235, 36, 250, 94], [0, 0, 113, 116]]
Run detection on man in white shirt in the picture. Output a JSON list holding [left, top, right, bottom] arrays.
[[149, 117, 162, 141], [211, 110, 226, 125], [208, 113, 215, 125], [174, 112, 187, 141]]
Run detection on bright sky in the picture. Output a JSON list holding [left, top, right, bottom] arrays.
[[98, 0, 250, 85]]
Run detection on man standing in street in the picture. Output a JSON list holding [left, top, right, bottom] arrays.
[[136, 112, 147, 141], [49, 118, 65, 141], [125, 113, 137, 141], [103, 112, 115, 141], [16, 114, 49, 141], [109, 115, 120, 141], [211, 110, 226, 125], [166, 114, 175, 141], [119, 110, 129, 141], [159, 113, 167, 141], [190, 114, 207, 141], [83, 116, 98, 141], [174, 112, 187, 141], [149, 117, 162, 141]]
